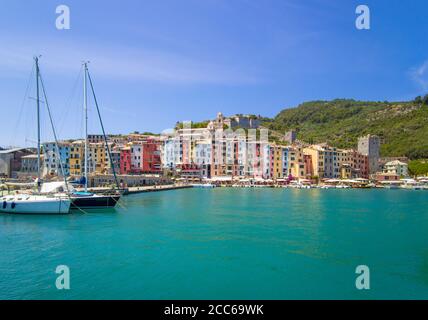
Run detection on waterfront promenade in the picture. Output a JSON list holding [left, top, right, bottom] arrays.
[[81, 184, 192, 195]]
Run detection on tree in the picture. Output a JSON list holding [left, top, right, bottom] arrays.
[[414, 96, 422, 104]]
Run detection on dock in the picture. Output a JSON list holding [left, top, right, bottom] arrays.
[[125, 184, 193, 195], [80, 184, 193, 195]]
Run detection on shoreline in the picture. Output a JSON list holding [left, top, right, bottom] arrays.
[[2, 182, 427, 197]]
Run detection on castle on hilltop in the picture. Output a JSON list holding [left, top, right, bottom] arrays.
[[207, 112, 261, 130]]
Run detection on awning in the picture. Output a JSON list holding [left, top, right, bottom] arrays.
[[210, 176, 233, 181], [41, 181, 75, 193]]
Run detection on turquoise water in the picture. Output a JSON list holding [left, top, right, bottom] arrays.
[[1, 188, 428, 299]]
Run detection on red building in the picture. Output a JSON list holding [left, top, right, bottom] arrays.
[[339, 149, 369, 179], [350, 150, 369, 178], [374, 172, 400, 182], [124, 139, 162, 175], [177, 163, 203, 179], [140, 139, 162, 173], [120, 147, 131, 174], [304, 154, 313, 177]]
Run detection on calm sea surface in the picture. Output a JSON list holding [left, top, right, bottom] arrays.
[[1, 188, 428, 299]]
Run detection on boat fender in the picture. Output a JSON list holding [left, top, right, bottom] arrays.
[[11, 202, 16, 209], [2, 201, 6, 209]]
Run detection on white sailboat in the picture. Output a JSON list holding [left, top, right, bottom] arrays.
[[0, 194, 70, 214], [0, 57, 71, 214]]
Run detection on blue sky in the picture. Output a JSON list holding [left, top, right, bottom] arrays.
[[1, 0, 428, 146]]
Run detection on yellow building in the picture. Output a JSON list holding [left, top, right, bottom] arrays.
[[303, 144, 339, 179], [271, 145, 283, 179], [69, 140, 84, 176], [88, 142, 107, 174], [303, 145, 323, 178], [69, 141, 110, 176], [288, 145, 306, 178]]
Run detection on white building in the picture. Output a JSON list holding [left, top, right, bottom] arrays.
[[194, 140, 212, 166], [130, 143, 142, 171], [384, 160, 408, 177], [262, 144, 271, 179], [162, 137, 182, 169]]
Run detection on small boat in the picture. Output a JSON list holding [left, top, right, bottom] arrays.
[[336, 184, 351, 189], [191, 183, 216, 188], [400, 179, 424, 190], [381, 181, 401, 189], [321, 185, 335, 189]]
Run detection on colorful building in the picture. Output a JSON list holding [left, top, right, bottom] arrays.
[[383, 160, 408, 177], [288, 145, 306, 178], [69, 140, 84, 176], [43, 141, 70, 177], [337, 149, 369, 179], [141, 139, 162, 173], [303, 144, 338, 179], [271, 145, 283, 180], [120, 147, 131, 175], [88, 142, 107, 174], [304, 154, 313, 177]]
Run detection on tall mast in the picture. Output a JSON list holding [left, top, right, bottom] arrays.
[[35, 56, 41, 192], [38, 62, 70, 194], [83, 62, 88, 192], [87, 66, 121, 191]]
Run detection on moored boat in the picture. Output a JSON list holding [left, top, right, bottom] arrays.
[[400, 179, 424, 190], [381, 181, 401, 189], [70, 191, 121, 209], [68, 62, 122, 210], [0, 194, 70, 214], [190, 183, 216, 188], [0, 57, 72, 215]]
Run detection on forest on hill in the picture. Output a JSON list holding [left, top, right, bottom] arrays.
[[263, 98, 428, 159]]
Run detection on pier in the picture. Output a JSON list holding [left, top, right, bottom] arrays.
[[79, 184, 193, 195]]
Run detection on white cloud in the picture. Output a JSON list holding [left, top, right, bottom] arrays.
[[410, 60, 428, 92], [0, 35, 260, 86]]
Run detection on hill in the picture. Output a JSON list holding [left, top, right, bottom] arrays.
[[263, 99, 428, 159]]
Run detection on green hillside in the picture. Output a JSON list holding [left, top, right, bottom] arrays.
[[263, 98, 428, 159]]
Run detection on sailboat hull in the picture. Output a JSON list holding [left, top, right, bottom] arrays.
[[0, 195, 71, 214], [70, 194, 121, 209]]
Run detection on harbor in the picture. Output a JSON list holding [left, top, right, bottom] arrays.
[[1, 0, 428, 305], [1, 187, 427, 299], [1, 62, 426, 212]]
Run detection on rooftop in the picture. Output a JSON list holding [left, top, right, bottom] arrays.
[[385, 160, 407, 166], [0, 148, 34, 154]]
